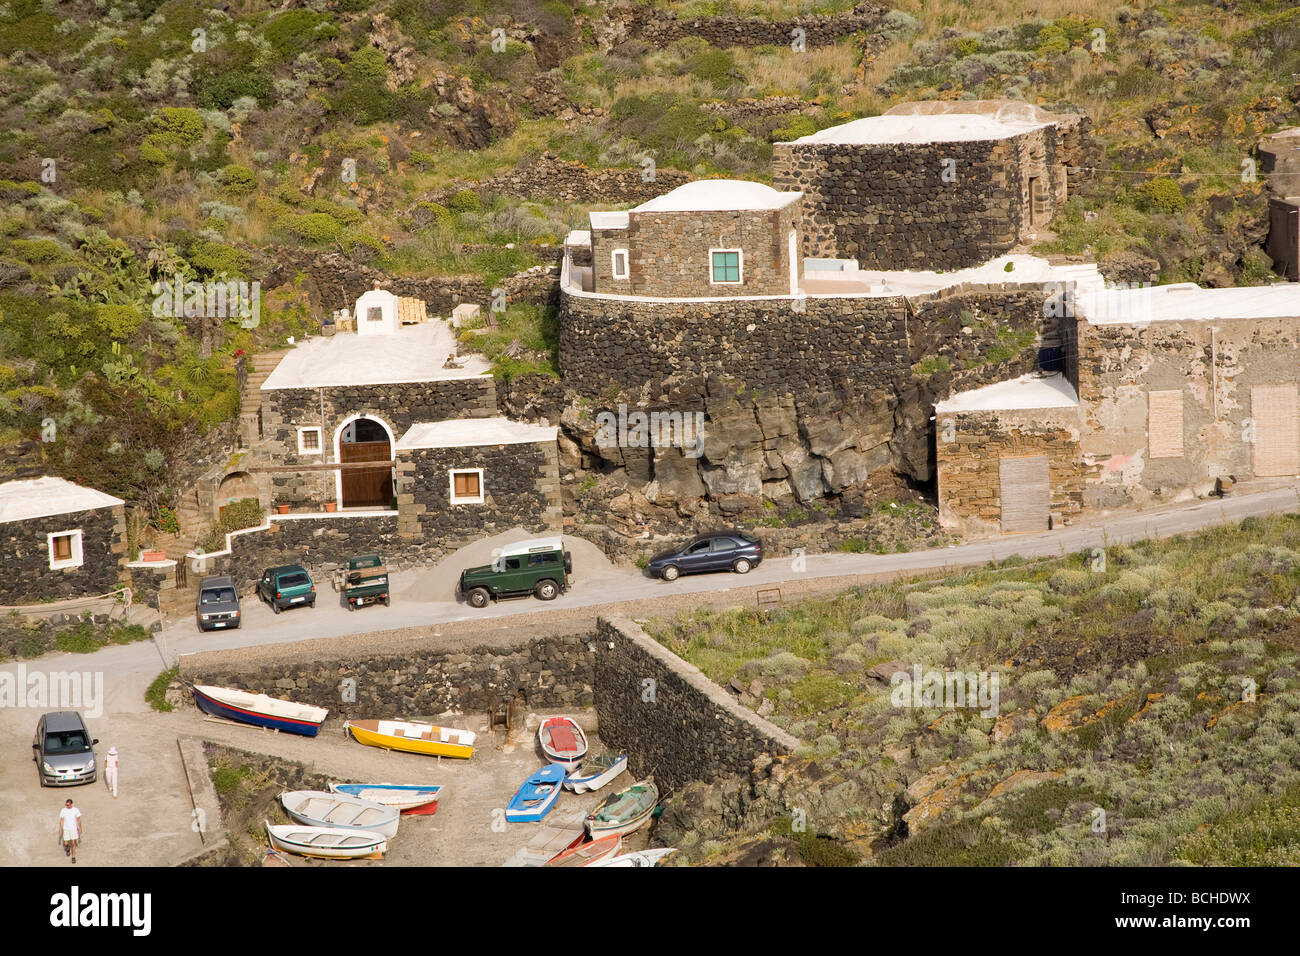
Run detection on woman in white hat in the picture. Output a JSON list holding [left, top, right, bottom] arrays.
[[104, 746, 118, 798]]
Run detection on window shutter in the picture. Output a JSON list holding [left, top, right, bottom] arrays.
[[999, 457, 1051, 533], [1252, 384, 1300, 477]]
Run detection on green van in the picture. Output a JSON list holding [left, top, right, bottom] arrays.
[[458, 537, 572, 608]]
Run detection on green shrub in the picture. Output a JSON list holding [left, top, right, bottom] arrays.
[[448, 189, 482, 213], [1138, 178, 1187, 214], [220, 164, 258, 194], [145, 665, 178, 713], [149, 107, 205, 146], [279, 212, 343, 244]]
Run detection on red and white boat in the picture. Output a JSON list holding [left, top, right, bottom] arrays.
[[538, 716, 588, 772], [543, 833, 622, 867]]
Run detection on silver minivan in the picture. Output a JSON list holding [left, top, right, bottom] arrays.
[[32, 711, 98, 786]]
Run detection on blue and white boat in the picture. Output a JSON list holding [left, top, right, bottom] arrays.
[[563, 753, 628, 794], [328, 782, 442, 815], [506, 764, 566, 822], [193, 684, 328, 737]]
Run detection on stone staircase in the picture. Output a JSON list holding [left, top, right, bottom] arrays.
[[239, 352, 283, 448]]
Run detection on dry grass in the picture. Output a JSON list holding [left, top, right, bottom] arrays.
[[892, 0, 1095, 33], [734, 40, 863, 99]]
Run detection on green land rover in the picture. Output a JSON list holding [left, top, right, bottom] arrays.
[[458, 537, 572, 608]]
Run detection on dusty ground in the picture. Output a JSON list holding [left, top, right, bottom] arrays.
[[2, 698, 633, 867]]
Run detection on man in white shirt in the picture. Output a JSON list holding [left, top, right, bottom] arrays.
[[58, 799, 82, 863]]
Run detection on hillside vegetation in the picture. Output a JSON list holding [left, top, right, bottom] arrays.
[[0, 0, 1295, 526], [649, 511, 1300, 865]]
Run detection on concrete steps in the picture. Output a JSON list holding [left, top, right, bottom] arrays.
[[238, 352, 284, 447]]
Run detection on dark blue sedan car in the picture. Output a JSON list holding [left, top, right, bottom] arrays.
[[646, 530, 763, 581]]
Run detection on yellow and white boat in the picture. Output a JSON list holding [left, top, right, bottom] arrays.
[[344, 719, 476, 759]]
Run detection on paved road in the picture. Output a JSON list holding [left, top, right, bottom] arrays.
[[2, 482, 1295, 866]]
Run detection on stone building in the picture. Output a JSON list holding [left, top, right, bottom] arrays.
[[1260, 129, 1300, 282], [0, 477, 126, 605], [936, 284, 1300, 534], [579, 179, 803, 297], [772, 101, 1091, 270], [188, 288, 562, 585]]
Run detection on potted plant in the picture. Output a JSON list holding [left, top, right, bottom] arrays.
[[140, 549, 166, 562], [275, 503, 291, 514], [324, 501, 337, 512]]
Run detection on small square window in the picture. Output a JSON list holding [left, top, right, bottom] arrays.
[[711, 250, 742, 284], [48, 530, 84, 570], [611, 249, 629, 280], [297, 427, 323, 455], [449, 469, 484, 504]]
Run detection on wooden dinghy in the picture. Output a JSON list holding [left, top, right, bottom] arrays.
[[193, 684, 328, 737], [328, 782, 441, 815], [280, 790, 400, 839], [563, 753, 627, 794], [543, 833, 622, 867], [264, 821, 386, 860], [506, 764, 566, 822], [585, 779, 658, 838], [538, 716, 588, 772], [589, 847, 677, 868], [344, 719, 476, 758]]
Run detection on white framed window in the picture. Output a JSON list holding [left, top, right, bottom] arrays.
[[449, 468, 484, 505], [710, 248, 743, 284], [48, 530, 84, 570], [297, 426, 323, 455], [611, 249, 630, 280]]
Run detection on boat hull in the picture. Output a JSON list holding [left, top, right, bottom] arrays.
[[265, 822, 386, 860], [280, 790, 400, 839], [544, 833, 622, 867], [538, 716, 588, 772], [564, 754, 628, 794], [507, 765, 566, 822], [329, 783, 441, 815], [194, 686, 325, 737], [345, 720, 475, 759], [585, 780, 659, 838], [590, 848, 677, 868]]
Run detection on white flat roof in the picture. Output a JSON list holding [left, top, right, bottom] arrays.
[[936, 373, 1079, 413], [396, 417, 558, 450], [589, 211, 629, 230], [500, 536, 563, 557], [632, 179, 802, 213], [565, 229, 592, 246], [1078, 283, 1300, 325], [0, 476, 124, 523], [261, 321, 492, 390], [783, 113, 1052, 146]]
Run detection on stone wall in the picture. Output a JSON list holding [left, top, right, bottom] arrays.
[[631, 2, 885, 49], [0, 506, 125, 605], [772, 133, 1043, 269], [1076, 316, 1300, 508], [934, 407, 1087, 534], [592, 616, 801, 793], [191, 514, 407, 594], [396, 440, 562, 544], [559, 283, 1053, 487], [261, 377, 497, 509], [592, 203, 800, 297], [179, 630, 596, 718], [431, 152, 693, 206]]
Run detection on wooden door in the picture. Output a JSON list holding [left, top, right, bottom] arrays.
[[999, 456, 1050, 534], [340, 440, 392, 508], [1252, 385, 1300, 477]]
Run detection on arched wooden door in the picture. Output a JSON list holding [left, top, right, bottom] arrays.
[[338, 417, 394, 509]]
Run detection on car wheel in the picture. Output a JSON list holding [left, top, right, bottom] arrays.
[[661, 565, 680, 581], [467, 587, 490, 609], [383, 596, 390, 607], [733, 558, 752, 574], [347, 601, 355, 611], [535, 579, 559, 601], [272, 602, 281, 615]]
